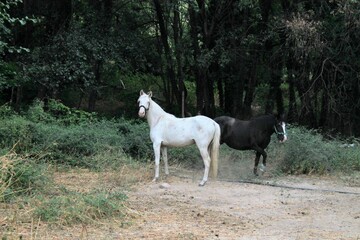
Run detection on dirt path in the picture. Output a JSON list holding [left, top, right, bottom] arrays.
[[119, 174, 360, 240], [3, 167, 359, 239]]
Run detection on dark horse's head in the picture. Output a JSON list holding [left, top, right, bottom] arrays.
[[274, 114, 287, 143]]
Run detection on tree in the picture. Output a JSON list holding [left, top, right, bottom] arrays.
[[1, 0, 360, 136], [0, 0, 38, 108]]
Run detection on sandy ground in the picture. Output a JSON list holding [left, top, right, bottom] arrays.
[[116, 174, 360, 240]]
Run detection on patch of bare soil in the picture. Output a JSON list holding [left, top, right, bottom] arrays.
[[117, 173, 360, 240]]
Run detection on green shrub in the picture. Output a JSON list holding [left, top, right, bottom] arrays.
[[47, 99, 97, 125], [280, 125, 360, 174], [0, 102, 155, 167], [0, 103, 16, 118], [29, 120, 125, 167], [0, 116, 34, 151], [24, 98, 97, 125], [26, 99, 54, 123], [27, 118, 153, 167], [115, 119, 153, 160]]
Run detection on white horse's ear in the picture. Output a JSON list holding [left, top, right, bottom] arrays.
[[140, 90, 144, 95], [148, 91, 153, 97]]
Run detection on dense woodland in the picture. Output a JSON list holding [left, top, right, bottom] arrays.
[[1, 0, 360, 137]]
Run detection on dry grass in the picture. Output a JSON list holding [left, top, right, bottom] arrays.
[[0, 162, 153, 239]]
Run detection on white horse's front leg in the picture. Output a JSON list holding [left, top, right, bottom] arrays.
[[161, 146, 169, 175], [153, 142, 161, 182]]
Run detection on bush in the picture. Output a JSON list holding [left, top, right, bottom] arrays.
[[280, 125, 360, 174], [26, 99, 54, 123], [115, 119, 153, 160], [0, 101, 156, 168], [23, 117, 152, 168], [29, 120, 125, 167], [0, 103, 16, 118], [0, 116, 34, 151], [46, 99, 97, 125]]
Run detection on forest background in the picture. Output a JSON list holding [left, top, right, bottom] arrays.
[[1, 0, 360, 136]]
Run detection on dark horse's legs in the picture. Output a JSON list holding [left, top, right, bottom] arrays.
[[253, 146, 267, 176]]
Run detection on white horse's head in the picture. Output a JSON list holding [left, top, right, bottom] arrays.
[[137, 90, 152, 118]]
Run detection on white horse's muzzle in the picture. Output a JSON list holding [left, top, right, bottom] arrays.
[[138, 105, 147, 118]]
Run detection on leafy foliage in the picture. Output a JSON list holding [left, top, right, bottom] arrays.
[[0, 0, 36, 54], [0, 0, 38, 93]]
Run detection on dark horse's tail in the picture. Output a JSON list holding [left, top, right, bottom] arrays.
[[209, 122, 221, 178]]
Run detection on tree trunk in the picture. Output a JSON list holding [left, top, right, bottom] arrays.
[[88, 60, 101, 112], [153, 0, 180, 109], [172, 0, 187, 117], [88, 89, 97, 112], [189, 5, 202, 115], [243, 60, 257, 118]]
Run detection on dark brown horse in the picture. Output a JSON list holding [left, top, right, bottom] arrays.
[[214, 114, 287, 175]]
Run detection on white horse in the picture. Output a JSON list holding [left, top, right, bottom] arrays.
[[137, 90, 221, 186]]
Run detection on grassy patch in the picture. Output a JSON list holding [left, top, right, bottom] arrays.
[[34, 189, 127, 225], [0, 151, 48, 202]]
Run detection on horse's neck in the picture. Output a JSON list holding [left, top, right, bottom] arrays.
[[266, 116, 277, 132], [252, 116, 276, 131], [146, 99, 167, 127]]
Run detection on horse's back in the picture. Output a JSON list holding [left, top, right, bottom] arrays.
[[185, 115, 219, 139], [214, 116, 249, 135]]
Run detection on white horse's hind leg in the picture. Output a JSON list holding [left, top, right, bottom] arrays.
[[153, 142, 161, 182], [161, 146, 169, 175], [198, 147, 211, 186]]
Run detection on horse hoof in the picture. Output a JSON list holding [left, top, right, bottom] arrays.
[[199, 181, 207, 186], [152, 178, 158, 182], [259, 164, 266, 173]]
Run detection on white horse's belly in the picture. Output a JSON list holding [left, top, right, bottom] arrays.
[[162, 138, 195, 147], [151, 125, 197, 147]]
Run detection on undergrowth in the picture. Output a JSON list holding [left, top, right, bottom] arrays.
[[279, 125, 360, 174]]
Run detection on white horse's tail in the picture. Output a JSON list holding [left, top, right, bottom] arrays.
[[210, 122, 221, 178]]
